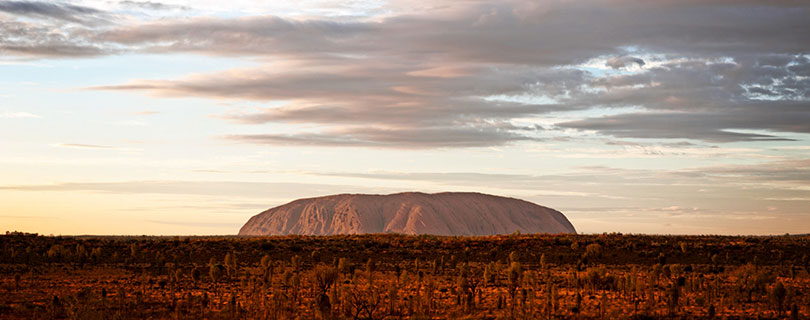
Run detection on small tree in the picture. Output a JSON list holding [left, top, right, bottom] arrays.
[[366, 258, 375, 286], [224, 252, 237, 277], [174, 268, 183, 283], [291, 255, 302, 272], [314, 265, 340, 293], [191, 266, 201, 284], [347, 287, 382, 320], [508, 262, 523, 303], [261, 254, 272, 269], [337, 258, 348, 274], [509, 251, 519, 264], [483, 263, 495, 286], [210, 264, 225, 285], [540, 253, 547, 271], [585, 243, 602, 259]]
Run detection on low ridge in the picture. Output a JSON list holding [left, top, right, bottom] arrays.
[[238, 192, 576, 236]]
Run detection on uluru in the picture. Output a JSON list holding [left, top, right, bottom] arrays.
[[238, 192, 576, 236]]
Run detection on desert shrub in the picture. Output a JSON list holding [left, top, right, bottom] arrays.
[[209, 263, 225, 283], [291, 255, 302, 272], [47, 244, 70, 261], [191, 266, 201, 283], [484, 262, 495, 286], [509, 251, 519, 264], [540, 253, 547, 271], [314, 264, 339, 292], [337, 257, 349, 273], [585, 243, 602, 259]]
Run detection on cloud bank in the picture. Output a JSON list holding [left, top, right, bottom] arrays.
[[2, 0, 809, 148]]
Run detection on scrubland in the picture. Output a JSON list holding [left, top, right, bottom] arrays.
[[1, 232, 808, 319]]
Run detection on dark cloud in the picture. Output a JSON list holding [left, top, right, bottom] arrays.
[[91, 63, 578, 147], [787, 56, 810, 76], [606, 56, 645, 69], [0, 43, 110, 57], [93, 15, 375, 57], [558, 106, 809, 142], [219, 102, 556, 127], [546, 56, 810, 141], [0, 9, 111, 57], [118, 1, 190, 11], [0, 1, 107, 24], [225, 124, 539, 149], [4, 0, 800, 62]]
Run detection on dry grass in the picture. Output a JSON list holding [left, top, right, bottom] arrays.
[[1, 232, 808, 319]]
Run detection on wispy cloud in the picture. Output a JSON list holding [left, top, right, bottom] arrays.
[[53, 143, 115, 149], [0, 111, 40, 118], [0, 1, 108, 24], [224, 125, 540, 149], [0, 180, 400, 198], [118, 1, 190, 11]]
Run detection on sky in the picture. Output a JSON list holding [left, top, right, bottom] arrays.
[[0, 0, 808, 236]]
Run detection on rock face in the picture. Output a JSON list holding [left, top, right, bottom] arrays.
[[238, 192, 576, 236]]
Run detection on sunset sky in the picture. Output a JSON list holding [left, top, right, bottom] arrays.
[[1, 0, 808, 235]]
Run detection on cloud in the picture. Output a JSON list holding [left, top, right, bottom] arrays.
[[0, 1, 107, 24], [83, 1, 810, 62], [91, 63, 578, 147], [53, 143, 115, 149], [93, 15, 374, 57], [118, 1, 190, 11], [225, 125, 539, 148], [0, 180, 399, 198], [0, 111, 40, 118], [5, 1, 810, 61], [0, 19, 113, 57], [0, 1, 103, 22], [606, 56, 645, 69], [4, 0, 810, 147], [696, 159, 810, 184], [558, 109, 807, 142], [555, 56, 810, 142]]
